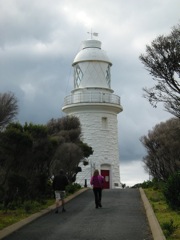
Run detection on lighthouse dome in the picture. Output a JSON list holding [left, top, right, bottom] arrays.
[[72, 39, 112, 89], [72, 40, 112, 66]]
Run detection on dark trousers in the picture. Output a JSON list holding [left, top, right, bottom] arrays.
[[93, 188, 102, 207]]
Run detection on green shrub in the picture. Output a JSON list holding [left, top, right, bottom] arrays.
[[163, 172, 180, 210], [161, 219, 178, 237], [23, 201, 32, 213], [66, 183, 81, 194], [152, 179, 165, 191], [6, 202, 17, 210], [140, 180, 154, 188], [23, 201, 42, 213]]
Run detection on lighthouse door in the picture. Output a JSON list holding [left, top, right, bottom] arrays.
[[101, 170, 110, 189]]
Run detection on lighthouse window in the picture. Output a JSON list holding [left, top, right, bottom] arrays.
[[106, 64, 111, 88], [102, 117, 107, 129], [74, 64, 83, 88]]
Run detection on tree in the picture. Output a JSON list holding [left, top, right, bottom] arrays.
[[78, 141, 93, 158], [0, 92, 18, 130], [140, 118, 180, 181], [139, 23, 180, 118], [0, 123, 33, 185], [47, 116, 93, 182], [163, 172, 180, 210], [51, 142, 83, 181], [0, 122, 57, 205], [47, 116, 81, 138], [22, 123, 57, 200], [23, 123, 56, 176], [0, 123, 33, 205], [0, 116, 93, 206]]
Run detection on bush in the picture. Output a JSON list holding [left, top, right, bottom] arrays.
[[141, 180, 154, 188], [163, 172, 180, 210], [3, 174, 29, 209], [132, 180, 154, 189], [28, 174, 53, 201], [23, 201, 42, 213], [23, 201, 32, 213], [161, 219, 178, 238], [66, 183, 81, 194]]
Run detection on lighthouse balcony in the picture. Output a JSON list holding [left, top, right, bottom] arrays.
[[63, 92, 121, 106]]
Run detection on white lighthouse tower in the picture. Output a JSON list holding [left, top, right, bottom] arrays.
[[62, 38, 123, 189]]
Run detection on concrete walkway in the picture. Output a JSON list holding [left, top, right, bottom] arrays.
[[0, 188, 166, 240]]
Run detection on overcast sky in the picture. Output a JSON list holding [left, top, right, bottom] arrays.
[[0, 0, 179, 186]]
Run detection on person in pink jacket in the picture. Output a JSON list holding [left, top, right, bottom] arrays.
[[90, 169, 104, 208]]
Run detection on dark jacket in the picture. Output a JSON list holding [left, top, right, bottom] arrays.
[[53, 174, 69, 191]]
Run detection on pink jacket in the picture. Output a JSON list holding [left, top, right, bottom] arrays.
[[90, 175, 104, 188]]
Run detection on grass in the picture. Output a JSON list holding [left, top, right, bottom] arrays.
[[0, 199, 54, 230], [144, 188, 180, 240], [0, 184, 82, 231]]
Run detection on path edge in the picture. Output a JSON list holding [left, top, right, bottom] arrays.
[[0, 188, 89, 240], [139, 187, 166, 240]]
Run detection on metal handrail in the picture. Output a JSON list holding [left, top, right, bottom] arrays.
[[64, 92, 121, 106]]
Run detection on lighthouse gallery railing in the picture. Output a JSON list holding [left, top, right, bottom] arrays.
[[64, 92, 121, 106]]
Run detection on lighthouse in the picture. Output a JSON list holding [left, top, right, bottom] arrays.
[[62, 38, 123, 189]]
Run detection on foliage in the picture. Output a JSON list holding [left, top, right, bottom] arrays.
[[78, 141, 93, 158], [162, 219, 179, 238], [0, 186, 82, 230], [47, 116, 93, 182], [132, 180, 154, 189], [0, 122, 56, 207], [23, 201, 42, 213], [51, 142, 83, 181], [47, 116, 81, 137], [0, 199, 54, 230], [139, 23, 180, 118], [140, 118, 180, 181], [163, 172, 180, 210], [0, 92, 18, 131], [0, 114, 92, 209], [144, 187, 180, 240], [65, 183, 81, 194]]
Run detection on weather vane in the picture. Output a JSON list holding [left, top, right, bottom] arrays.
[[87, 29, 99, 39]]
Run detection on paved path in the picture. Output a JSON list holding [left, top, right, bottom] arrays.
[[3, 189, 153, 240]]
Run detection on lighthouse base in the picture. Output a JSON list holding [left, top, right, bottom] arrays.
[[75, 162, 122, 189]]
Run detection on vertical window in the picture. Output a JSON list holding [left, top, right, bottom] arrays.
[[74, 64, 83, 88], [102, 117, 107, 129], [106, 64, 111, 88]]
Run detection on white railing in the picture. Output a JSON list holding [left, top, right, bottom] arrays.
[[64, 92, 121, 106]]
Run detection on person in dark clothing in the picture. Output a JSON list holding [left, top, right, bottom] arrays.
[[52, 169, 69, 213]]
